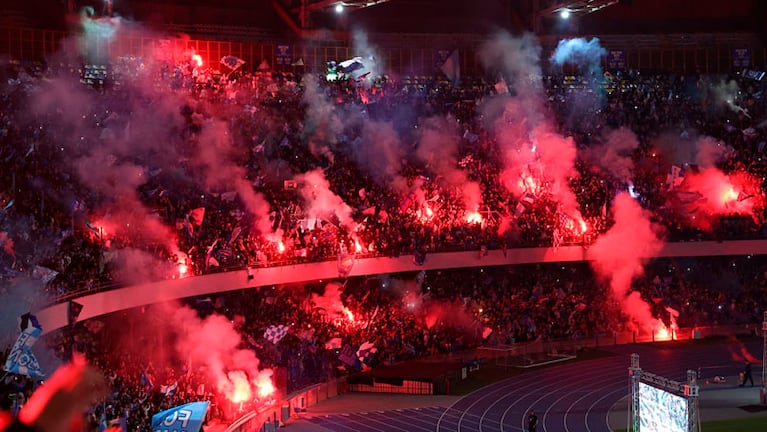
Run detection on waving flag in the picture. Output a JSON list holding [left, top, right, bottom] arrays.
[[356, 342, 378, 364], [337, 253, 355, 278], [440, 49, 460, 85], [220, 55, 246, 71], [140, 369, 154, 391], [338, 344, 361, 371], [160, 381, 178, 396], [151, 401, 209, 432], [0, 199, 14, 219], [68, 301, 84, 327], [32, 266, 58, 284], [19, 313, 41, 332], [324, 337, 342, 350], [84, 219, 101, 237], [4, 315, 44, 378], [188, 207, 205, 226], [264, 325, 289, 344], [339, 57, 365, 74]]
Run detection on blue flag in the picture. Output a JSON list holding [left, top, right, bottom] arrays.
[[19, 313, 41, 332], [4, 326, 44, 378], [151, 401, 209, 432]]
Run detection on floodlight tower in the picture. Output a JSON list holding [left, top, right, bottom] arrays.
[[685, 369, 699, 432], [629, 353, 640, 432]]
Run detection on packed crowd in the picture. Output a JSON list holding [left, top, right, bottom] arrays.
[[0, 55, 765, 300], [5, 252, 765, 430], [2, 44, 767, 430]]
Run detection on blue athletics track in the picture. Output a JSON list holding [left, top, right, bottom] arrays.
[[299, 339, 761, 432]]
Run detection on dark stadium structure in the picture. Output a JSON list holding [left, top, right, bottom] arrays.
[[1, 1, 767, 432]]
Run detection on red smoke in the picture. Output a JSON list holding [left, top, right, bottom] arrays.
[[416, 117, 483, 214], [296, 169, 355, 230], [587, 193, 664, 334], [311, 282, 354, 323], [673, 168, 763, 230], [172, 306, 275, 405]]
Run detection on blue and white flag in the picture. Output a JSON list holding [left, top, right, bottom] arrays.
[[0, 199, 14, 219], [264, 325, 289, 344], [666, 165, 685, 190], [19, 313, 41, 332], [4, 326, 44, 378], [339, 57, 365, 74], [151, 401, 209, 432]]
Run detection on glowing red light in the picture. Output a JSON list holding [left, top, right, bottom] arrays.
[[343, 307, 354, 322], [222, 372, 252, 403], [721, 185, 738, 204], [278, 240, 285, 254], [256, 380, 274, 398], [518, 174, 538, 194], [655, 325, 671, 341], [579, 219, 588, 234]]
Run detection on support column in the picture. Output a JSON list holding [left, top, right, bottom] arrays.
[[629, 353, 641, 432], [761, 311, 767, 404], [685, 369, 699, 432]]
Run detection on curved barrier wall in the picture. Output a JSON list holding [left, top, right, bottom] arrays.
[[35, 239, 767, 334]]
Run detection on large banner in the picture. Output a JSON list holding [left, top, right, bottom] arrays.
[[3, 325, 44, 378], [733, 48, 751, 68], [275, 45, 292, 66], [151, 401, 210, 432], [607, 50, 626, 70]]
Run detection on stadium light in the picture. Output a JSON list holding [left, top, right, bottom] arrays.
[[559, 9, 570, 19], [335, 3, 344, 13]]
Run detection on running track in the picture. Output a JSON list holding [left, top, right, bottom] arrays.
[[304, 341, 759, 432]]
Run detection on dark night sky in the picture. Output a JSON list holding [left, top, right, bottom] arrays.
[[2, 0, 764, 36]]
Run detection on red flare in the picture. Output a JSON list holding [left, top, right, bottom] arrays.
[[343, 307, 354, 322], [191, 53, 203, 68], [466, 211, 483, 225]]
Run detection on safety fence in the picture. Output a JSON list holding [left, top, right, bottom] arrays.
[[346, 379, 434, 395]]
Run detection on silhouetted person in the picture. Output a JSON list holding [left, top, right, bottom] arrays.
[[741, 361, 754, 387], [527, 410, 538, 432]]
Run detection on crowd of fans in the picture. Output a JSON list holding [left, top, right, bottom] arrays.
[[1, 47, 767, 430]]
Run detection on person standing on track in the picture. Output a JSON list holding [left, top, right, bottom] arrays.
[[740, 361, 754, 387], [527, 410, 538, 432]]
